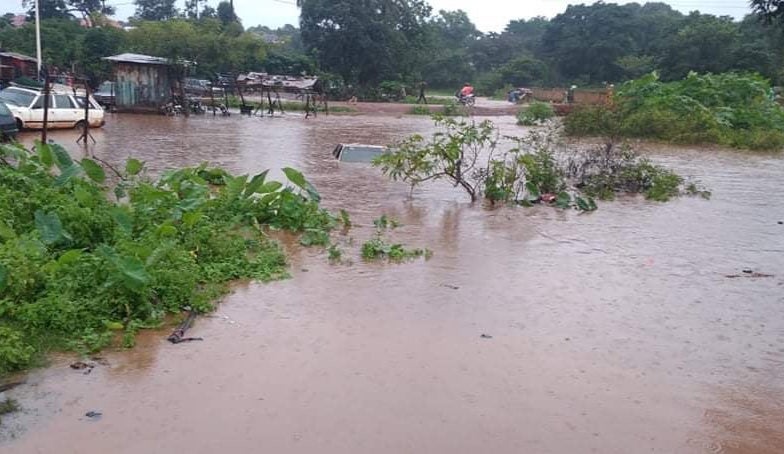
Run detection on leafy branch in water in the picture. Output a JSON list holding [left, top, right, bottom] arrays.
[[374, 118, 708, 208], [0, 141, 337, 375], [361, 213, 428, 262], [361, 233, 430, 261]]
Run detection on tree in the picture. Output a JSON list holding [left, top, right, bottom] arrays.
[[69, 0, 116, 19], [134, 0, 178, 21], [542, 3, 644, 84], [751, 0, 784, 23], [299, 0, 432, 86], [422, 10, 480, 87], [23, 0, 71, 20], [217, 1, 238, 25], [659, 14, 741, 80]]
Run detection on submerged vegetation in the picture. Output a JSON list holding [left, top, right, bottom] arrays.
[[517, 102, 555, 126], [361, 214, 429, 262], [565, 73, 784, 151], [374, 116, 708, 206], [0, 398, 19, 426], [0, 142, 336, 374]]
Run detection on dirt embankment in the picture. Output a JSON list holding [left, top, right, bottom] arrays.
[[330, 99, 520, 116]]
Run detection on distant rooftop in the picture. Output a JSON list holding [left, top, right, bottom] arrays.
[[103, 53, 169, 65], [0, 51, 37, 63]]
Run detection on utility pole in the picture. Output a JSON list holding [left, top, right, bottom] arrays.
[[35, 0, 42, 78]]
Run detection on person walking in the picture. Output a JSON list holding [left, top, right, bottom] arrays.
[[417, 81, 428, 104]]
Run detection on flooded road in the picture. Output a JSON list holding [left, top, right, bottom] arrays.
[[3, 113, 784, 453]]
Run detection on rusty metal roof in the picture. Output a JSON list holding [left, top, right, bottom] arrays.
[[0, 51, 37, 63], [104, 53, 170, 65]]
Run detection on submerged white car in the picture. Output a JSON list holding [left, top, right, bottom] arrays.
[[0, 84, 105, 131]]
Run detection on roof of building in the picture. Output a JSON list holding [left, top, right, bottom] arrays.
[[236, 73, 319, 91], [0, 51, 37, 63], [12, 15, 26, 27], [103, 53, 170, 65]]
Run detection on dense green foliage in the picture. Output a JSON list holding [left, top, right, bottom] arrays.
[[0, 15, 301, 85], [4, 1, 782, 95], [299, 0, 432, 86], [517, 102, 555, 126], [374, 117, 706, 205], [0, 142, 336, 374], [565, 73, 784, 150]]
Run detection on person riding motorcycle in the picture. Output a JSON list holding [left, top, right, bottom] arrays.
[[456, 83, 475, 105]]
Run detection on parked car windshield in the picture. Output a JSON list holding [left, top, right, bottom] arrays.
[[0, 88, 36, 107], [96, 81, 113, 93]]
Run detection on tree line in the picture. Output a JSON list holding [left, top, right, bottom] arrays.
[[299, 0, 784, 94], [0, 0, 782, 94]]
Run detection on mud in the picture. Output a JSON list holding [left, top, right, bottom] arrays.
[[3, 113, 784, 453]]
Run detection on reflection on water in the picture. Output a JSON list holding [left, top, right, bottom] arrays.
[[5, 113, 784, 453]]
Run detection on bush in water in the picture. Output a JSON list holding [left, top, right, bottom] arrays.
[[517, 101, 556, 126], [374, 117, 708, 206], [564, 72, 784, 151], [0, 142, 337, 374]]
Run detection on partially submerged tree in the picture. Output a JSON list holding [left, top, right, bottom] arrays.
[[374, 117, 706, 206], [373, 117, 497, 202]]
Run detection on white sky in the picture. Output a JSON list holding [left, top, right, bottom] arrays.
[[5, 0, 752, 32]]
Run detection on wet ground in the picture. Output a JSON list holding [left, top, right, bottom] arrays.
[[2, 113, 784, 453]]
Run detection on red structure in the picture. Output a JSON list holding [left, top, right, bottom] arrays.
[[0, 51, 38, 86]]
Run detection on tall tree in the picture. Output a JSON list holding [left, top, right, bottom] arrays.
[[751, 0, 784, 23], [659, 13, 741, 79], [217, 1, 238, 25], [299, 0, 432, 85], [134, 0, 178, 21], [23, 0, 71, 20], [542, 3, 643, 84], [422, 10, 480, 87]]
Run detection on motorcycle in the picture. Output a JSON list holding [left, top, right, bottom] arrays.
[[456, 93, 476, 107]]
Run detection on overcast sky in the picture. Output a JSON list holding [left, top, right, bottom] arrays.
[[8, 0, 752, 32]]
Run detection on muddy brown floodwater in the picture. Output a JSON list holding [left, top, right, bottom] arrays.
[[3, 113, 784, 454]]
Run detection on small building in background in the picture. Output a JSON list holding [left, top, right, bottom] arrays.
[[0, 51, 38, 86], [103, 53, 174, 113]]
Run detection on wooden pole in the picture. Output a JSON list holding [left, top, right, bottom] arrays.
[[41, 71, 50, 143], [77, 80, 95, 145], [210, 79, 216, 116]]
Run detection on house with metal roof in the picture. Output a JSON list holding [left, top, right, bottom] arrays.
[[104, 53, 175, 113]]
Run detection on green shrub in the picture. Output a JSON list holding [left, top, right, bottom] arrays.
[[361, 234, 428, 261], [0, 142, 337, 375], [517, 102, 555, 126], [565, 72, 784, 151], [409, 105, 431, 115], [0, 327, 35, 373], [441, 101, 461, 116]]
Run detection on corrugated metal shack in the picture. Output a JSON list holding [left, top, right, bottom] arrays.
[[0, 51, 38, 86], [104, 53, 174, 113]]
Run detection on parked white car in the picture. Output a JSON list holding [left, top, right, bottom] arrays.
[[0, 84, 105, 131]]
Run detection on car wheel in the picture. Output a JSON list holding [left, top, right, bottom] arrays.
[[75, 120, 86, 131], [15, 118, 23, 130]]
